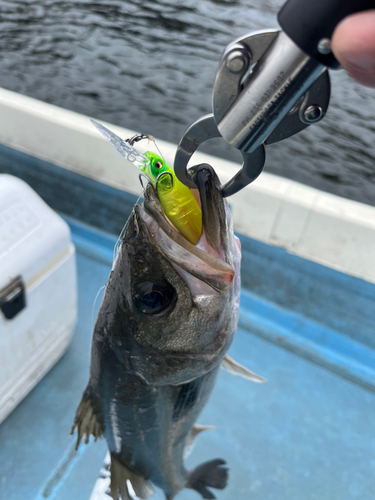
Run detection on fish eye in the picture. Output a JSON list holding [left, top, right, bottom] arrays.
[[154, 160, 163, 170], [133, 281, 176, 315]]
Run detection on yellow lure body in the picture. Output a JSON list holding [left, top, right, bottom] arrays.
[[143, 152, 202, 245]]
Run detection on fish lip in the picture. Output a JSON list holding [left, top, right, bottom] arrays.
[[189, 163, 230, 260], [141, 177, 235, 293]]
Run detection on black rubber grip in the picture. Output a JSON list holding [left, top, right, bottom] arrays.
[[278, 0, 375, 68]]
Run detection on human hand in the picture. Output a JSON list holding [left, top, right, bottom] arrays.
[[331, 10, 375, 88]]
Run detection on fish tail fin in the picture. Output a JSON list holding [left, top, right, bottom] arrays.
[[71, 385, 104, 450], [187, 459, 228, 500], [110, 453, 155, 500]]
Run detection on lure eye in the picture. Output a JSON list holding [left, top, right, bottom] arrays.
[[133, 281, 176, 315], [154, 160, 163, 170]]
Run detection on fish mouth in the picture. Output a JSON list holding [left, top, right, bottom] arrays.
[[141, 164, 236, 293]]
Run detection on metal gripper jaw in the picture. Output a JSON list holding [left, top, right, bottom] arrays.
[[173, 114, 266, 197], [174, 29, 331, 197]]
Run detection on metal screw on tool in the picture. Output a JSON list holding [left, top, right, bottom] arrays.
[[317, 38, 331, 55], [302, 105, 323, 123], [226, 50, 248, 74]]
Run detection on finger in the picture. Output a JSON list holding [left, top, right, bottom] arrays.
[[331, 10, 375, 88]]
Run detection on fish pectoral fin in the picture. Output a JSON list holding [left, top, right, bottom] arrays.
[[70, 385, 104, 450], [110, 453, 155, 500], [187, 459, 228, 499], [184, 424, 216, 458], [221, 355, 267, 383]]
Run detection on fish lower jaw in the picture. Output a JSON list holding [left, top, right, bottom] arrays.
[[140, 206, 235, 294], [142, 191, 225, 261]]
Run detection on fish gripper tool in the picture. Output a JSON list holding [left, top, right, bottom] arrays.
[[174, 0, 375, 197]]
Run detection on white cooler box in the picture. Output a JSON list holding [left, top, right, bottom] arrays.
[[0, 174, 77, 424]]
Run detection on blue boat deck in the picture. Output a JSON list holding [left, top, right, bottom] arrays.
[[1, 217, 374, 500]]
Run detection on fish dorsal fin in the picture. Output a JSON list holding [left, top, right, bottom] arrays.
[[221, 355, 267, 383], [110, 453, 155, 500], [184, 424, 215, 458], [71, 386, 104, 450]]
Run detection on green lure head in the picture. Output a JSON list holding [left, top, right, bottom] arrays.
[[142, 152, 174, 189]]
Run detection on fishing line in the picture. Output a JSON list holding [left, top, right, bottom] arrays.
[[153, 139, 166, 163], [142, 134, 166, 163], [112, 191, 144, 262], [134, 132, 166, 163], [125, 129, 166, 165], [91, 285, 106, 331]]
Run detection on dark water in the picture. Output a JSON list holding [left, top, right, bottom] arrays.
[[0, 0, 374, 204]]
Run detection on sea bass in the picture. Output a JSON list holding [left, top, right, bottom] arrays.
[[72, 163, 263, 500]]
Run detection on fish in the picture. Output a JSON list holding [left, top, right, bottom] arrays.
[[72, 147, 265, 500], [90, 120, 202, 245]]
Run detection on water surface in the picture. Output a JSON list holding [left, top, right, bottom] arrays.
[[0, 0, 374, 204]]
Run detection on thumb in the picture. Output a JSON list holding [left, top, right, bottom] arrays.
[[331, 10, 375, 88]]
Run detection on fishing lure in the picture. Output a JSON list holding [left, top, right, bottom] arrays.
[[91, 120, 202, 245]]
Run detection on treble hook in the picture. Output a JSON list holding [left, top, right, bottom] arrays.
[[155, 172, 174, 199], [138, 173, 151, 190]]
